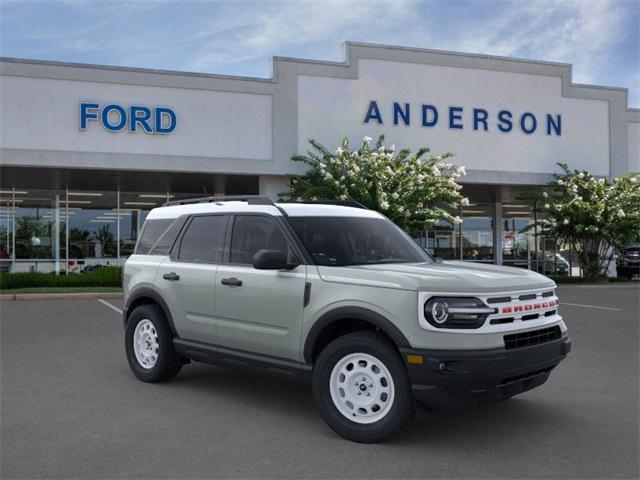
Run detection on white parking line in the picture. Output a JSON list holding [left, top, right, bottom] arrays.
[[98, 299, 123, 315], [561, 302, 621, 311]]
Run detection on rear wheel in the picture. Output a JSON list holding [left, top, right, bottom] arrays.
[[125, 304, 182, 382], [312, 330, 414, 443]]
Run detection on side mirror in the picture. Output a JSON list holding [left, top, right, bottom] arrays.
[[252, 249, 298, 270]]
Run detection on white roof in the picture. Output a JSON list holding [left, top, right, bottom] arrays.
[[145, 200, 384, 220]]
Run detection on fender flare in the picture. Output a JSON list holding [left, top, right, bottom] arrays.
[[123, 286, 178, 337], [303, 306, 411, 364]]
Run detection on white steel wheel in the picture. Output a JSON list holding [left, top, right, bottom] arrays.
[[133, 319, 159, 369], [329, 352, 395, 424]]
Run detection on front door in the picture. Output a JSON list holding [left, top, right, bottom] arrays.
[[215, 214, 307, 361], [156, 214, 228, 345]]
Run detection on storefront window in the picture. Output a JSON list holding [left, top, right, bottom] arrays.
[[64, 190, 119, 271], [502, 202, 535, 269], [14, 189, 63, 264], [461, 204, 494, 262]]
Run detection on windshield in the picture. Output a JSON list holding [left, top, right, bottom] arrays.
[[288, 216, 431, 266]]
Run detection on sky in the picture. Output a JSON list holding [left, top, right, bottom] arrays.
[[1, 0, 639, 106]]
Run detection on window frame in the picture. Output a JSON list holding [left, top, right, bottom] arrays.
[[170, 213, 230, 265], [223, 213, 305, 267]]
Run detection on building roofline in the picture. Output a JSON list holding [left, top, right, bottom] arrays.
[[1, 40, 637, 109]]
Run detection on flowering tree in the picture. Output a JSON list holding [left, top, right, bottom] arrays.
[[281, 135, 468, 233], [536, 163, 640, 280]]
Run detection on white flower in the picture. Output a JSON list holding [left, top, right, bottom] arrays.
[[618, 209, 626, 218], [544, 203, 550, 209], [542, 191, 548, 198], [404, 211, 411, 218], [598, 178, 605, 184], [363, 136, 372, 143], [578, 172, 584, 178], [380, 201, 389, 210], [456, 166, 467, 176], [563, 219, 569, 225], [555, 205, 562, 211], [392, 192, 400, 200], [631, 176, 638, 183], [335, 147, 343, 155], [339, 194, 347, 200], [557, 179, 564, 185], [390, 144, 395, 152], [460, 197, 470, 206], [324, 172, 333, 180], [453, 216, 463, 224]]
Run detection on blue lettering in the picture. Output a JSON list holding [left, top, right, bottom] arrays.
[[101, 104, 127, 132], [80, 102, 99, 130], [520, 112, 537, 134], [421, 104, 438, 127], [364, 100, 383, 124], [155, 107, 176, 134], [546, 114, 561, 136], [393, 102, 410, 126], [473, 108, 488, 131], [130, 105, 153, 133], [497, 110, 513, 132], [449, 106, 463, 129]]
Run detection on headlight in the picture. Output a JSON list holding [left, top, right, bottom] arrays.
[[424, 297, 496, 329]]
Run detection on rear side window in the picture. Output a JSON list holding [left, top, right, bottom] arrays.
[[177, 215, 227, 263], [135, 219, 174, 255]]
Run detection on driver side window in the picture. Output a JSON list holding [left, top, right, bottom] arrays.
[[229, 215, 291, 265]]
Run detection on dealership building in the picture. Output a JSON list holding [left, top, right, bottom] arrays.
[[1, 42, 638, 273]]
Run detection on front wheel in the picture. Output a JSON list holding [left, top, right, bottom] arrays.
[[125, 304, 182, 382], [312, 331, 414, 443]]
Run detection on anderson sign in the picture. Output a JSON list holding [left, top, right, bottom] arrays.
[[363, 100, 562, 136]]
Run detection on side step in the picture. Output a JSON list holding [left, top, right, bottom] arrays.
[[173, 338, 312, 382]]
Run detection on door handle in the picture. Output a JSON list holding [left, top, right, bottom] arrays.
[[221, 277, 242, 287], [163, 272, 180, 281]]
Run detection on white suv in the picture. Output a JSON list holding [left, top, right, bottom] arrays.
[[123, 196, 571, 443]]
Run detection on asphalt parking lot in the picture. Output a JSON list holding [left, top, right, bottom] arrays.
[[1, 286, 638, 479]]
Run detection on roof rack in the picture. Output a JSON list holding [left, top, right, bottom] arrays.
[[163, 195, 274, 207], [280, 199, 369, 210]]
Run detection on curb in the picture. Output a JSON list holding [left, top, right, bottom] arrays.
[[0, 292, 123, 301]]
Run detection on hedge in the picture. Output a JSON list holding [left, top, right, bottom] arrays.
[[0, 267, 122, 290]]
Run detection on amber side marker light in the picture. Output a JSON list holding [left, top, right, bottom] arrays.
[[406, 354, 424, 365]]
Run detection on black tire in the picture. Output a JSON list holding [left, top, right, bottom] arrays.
[[312, 330, 414, 443], [125, 304, 182, 382]]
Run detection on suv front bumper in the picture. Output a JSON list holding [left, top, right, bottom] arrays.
[[400, 335, 571, 409]]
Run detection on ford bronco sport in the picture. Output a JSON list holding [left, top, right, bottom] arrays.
[[123, 196, 571, 443]]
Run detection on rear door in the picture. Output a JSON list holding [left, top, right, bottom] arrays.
[[156, 214, 228, 344], [214, 214, 307, 361]]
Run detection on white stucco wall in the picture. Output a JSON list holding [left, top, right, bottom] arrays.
[[298, 59, 611, 177], [0, 75, 272, 161], [628, 122, 640, 173]]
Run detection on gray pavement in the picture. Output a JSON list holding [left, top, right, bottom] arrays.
[[1, 286, 639, 479]]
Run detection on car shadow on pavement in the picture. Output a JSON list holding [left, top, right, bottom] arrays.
[[151, 361, 575, 445]]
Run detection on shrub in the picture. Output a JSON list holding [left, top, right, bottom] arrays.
[[0, 267, 122, 290], [281, 135, 468, 234]]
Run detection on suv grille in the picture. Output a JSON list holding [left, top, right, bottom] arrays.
[[504, 326, 561, 350]]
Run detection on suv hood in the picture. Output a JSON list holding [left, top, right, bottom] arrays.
[[316, 261, 555, 293]]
